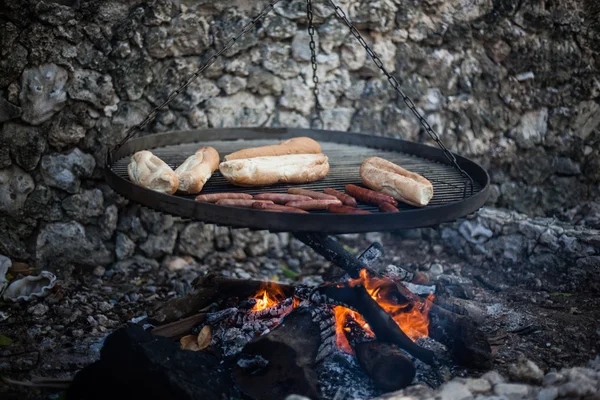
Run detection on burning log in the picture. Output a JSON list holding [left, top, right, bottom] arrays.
[[153, 274, 295, 323], [317, 283, 435, 365], [342, 315, 416, 391], [233, 306, 326, 400]]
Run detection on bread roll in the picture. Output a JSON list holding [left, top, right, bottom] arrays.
[[128, 150, 179, 195], [174, 147, 220, 194], [360, 157, 433, 207], [219, 154, 330, 187], [223, 137, 321, 161]]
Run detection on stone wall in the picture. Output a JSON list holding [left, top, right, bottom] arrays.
[[1, 0, 599, 269]]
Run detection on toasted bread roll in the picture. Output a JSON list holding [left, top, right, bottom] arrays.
[[223, 137, 322, 161], [219, 154, 330, 187], [128, 150, 179, 195], [360, 157, 433, 207], [175, 147, 220, 194]]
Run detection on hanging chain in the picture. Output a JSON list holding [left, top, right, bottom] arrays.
[[306, 0, 324, 129], [109, 0, 283, 159], [325, 0, 474, 196]]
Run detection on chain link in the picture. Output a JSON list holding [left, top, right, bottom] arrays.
[[109, 0, 283, 159], [326, 0, 474, 196], [306, 0, 323, 129]]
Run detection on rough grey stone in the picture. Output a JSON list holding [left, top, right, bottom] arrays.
[[341, 40, 367, 71], [277, 111, 310, 128], [483, 371, 506, 385], [350, 0, 397, 32], [262, 42, 301, 79], [178, 222, 215, 259], [139, 208, 174, 234], [36, 221, 112, 268], [212, 9, 258, 57], [206, 92, 274, 127], [263, 14, 297, 39], [247, 67, 283, 96], [40, 149, 96, 194], [537, 387, 558, 400], [145, 14, 210, 58], [494, 383, 530, 397], [139, 228, 178, 259], [48, 102, 95, 149], [62, 189, 104, 224], [319, 18, 348, 54], [99, 205, 118, 240], [280, 79, 314, 116], [466, 378, 492, 394], [0, 96, 21, 123], [19, 64, 68, 125], [214, 226, 232, 250], [438, 381, 473, 400], [511, 109, 549, 149], [321, 107, 354, 131], [68, 70, 119, 114], [143, 0, 173, 26], [0, 165, 35, 216], [117, 207, 148, 243], [0, 122, 47, 171], [217, 74, 247, 95], [115, 232, 136, 261], [291, 30, 319, 62], [509, 358, 545, 385]]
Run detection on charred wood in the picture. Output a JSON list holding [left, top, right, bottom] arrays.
[[354, 341, 416, 392], [151, 313, 206, 339], [317, 284, 435, 365], [233, 306, 324, 400], [153, 274, 295, 323]]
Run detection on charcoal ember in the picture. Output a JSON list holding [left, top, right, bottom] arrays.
[[68, 325, 234, 400], [236, 354, 269, 372], [206, 307, 239, 324], [238, 298, 257, 310]]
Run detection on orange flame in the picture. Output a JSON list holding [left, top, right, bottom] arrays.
[[335, 269, 434, 353], [250, 282, 288, 312]]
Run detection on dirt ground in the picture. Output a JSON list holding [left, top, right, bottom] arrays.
[[1, 231, 599, 399]]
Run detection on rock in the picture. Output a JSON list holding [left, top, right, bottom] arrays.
[[508, 358, 545, 384], [262, 42, 301, 79], [163, 256, 194, 272], [40, 149, 95, 194], [341, 40, 367, 71], [117, 207, 148, 243], [28, 303, 49, 317], [493, 383, 530, 397], [319, 18, 348, 54], [68, 70, 119, 114], [247, 68, 283, 96], [214, 226, 232, 250], [465, 378, 492, 394], [291, 29, 318, 62], [62, 189, 105, 224], [0, 96, 21, 123], [206, 92, 274, 127], [0, 122, 47, 171], [139, 208, 174, 234], [482, 371, 506, 385], [178, 222, 214, 259], [263, 14, 297, 39], [99, 205, 118, 240], [321, 108, 354, 131], [212, 9, 258, 57], [573, 100, 600, 140], [145, 14, 210, 58], [280, 78, 314, 116], [542, 372, 565, 386], [92, 266, 106, 277], [555, 157, 581, 176], [217, 75, 247, 95], [48, 102, 95, 149], [139, 228, 178, 259], [438, 381, 473, 400], [537, 387, 558, 400], [115, 233, 136, 261], [0, 165, 35, 216], [143, 0, 173, 26], [350, 0, 397, 32], [19, 64, 68, 125], [36, 221, 112, 268], [278, 111, 310, 128], [511, 109, 549, 149]]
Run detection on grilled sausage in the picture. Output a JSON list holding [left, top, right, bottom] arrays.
[[327, 204, 371, 215], [345, 184, 398, 206], [285, 199, 342, 210], [195, 193, 253, 202], [216, 199, 273, 208], [323, 188, 358, 207], [253, 193, 313, 204], [251, 202, 309, 214], [287, 188, 338, 200], [379, 202, 400, 213]]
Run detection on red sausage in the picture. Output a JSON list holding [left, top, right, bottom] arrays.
[[216, 199, 273, 208], [251, 202, 309, 214], [323, 188, 358, 207], [285, 199, 342, 210], [195, 193, 253, 203], [345, 184, 398, 206], [287, 188, 338, 201], [327, 204, 371, 215], [379, 202, 400, 213], [253, 193, 313, 204]]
